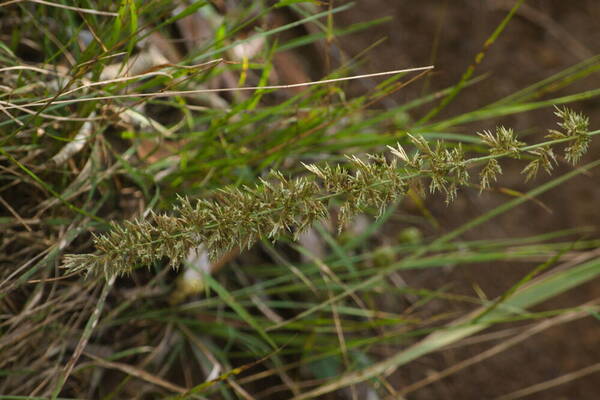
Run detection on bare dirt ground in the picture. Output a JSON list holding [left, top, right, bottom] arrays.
[[332, 1, 600, 398]]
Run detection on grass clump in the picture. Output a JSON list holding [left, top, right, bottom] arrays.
[[2, 1, 600, 399]]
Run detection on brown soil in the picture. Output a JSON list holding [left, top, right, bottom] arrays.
[[333, 1, 600, 398]]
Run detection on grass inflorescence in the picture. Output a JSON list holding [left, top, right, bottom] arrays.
[[62, 107, 597, 279]]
